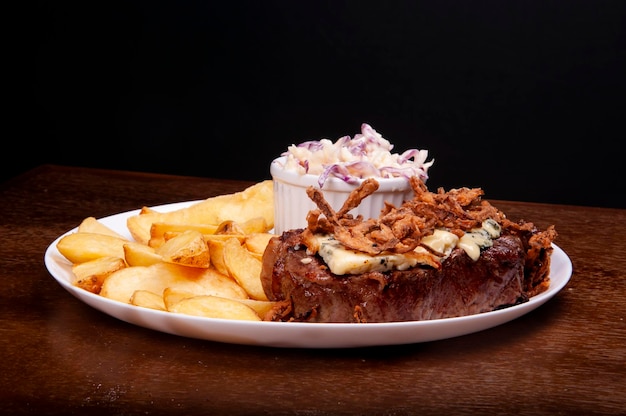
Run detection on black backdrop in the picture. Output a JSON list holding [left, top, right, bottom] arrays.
[[18, 1, 626, 208]]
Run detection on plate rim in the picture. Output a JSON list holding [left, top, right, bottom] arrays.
[[44, 200, 572, 348]]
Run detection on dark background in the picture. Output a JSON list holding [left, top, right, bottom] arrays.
[[16, 1, 626, 208]]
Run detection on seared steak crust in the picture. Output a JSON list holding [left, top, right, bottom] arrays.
[[261, 229, 532, 323]]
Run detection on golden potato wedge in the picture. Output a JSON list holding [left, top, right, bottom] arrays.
[[155, 229, 210, 268], [161, 231, 179, 242], [162, 287, 197, 310], [130, 290, 166, 311], [223, 238, 268, 301], [238, 217, 271, 234], [78, 216, 127, 239], [148, 222, 219, 248], [214, 217, 270, 236], [163, 288, 275, 319], [163, 231, 240, 245], [191, 266, 249, 300], [71, 256, 127, 294], [204, 233, 245, 242], [214, 220, 244, 235], [168, 295, 261, 321], [244, 232, 276, 255], [100, 264, 199, 303], [57, 232, 128, 264], [123, 242, 163, 267], [126, 180, 273, 244], [236, 298, 277, 318], [100, 266, 160, 303], [207, 237, 232, 276], [156, 263, 249, 301], [248, 252, 263, 262]]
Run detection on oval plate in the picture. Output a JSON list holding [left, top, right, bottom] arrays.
[[44, 201, 572, 348]]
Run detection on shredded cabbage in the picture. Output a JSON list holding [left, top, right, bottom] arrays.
[[280, 123, 434, 188]]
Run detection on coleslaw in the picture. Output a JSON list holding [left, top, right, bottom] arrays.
[[278, 123, 434, 188]]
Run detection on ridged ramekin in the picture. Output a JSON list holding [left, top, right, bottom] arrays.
[[270, 156, 414, 235]]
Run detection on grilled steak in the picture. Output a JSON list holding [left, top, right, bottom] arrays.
[[260, 177, 556, 323], [261, 228, 546, 323]]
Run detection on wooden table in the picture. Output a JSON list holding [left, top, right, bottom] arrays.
[[2, 165, 625, 415]]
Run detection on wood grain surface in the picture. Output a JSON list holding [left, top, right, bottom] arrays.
[[1, 165, 624, 415]]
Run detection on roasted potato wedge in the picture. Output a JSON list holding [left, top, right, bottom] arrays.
[[238, 217, 270, 234], [148, 222, 219, 248], [207, 237, 233, 276], [160, 263, 249, 300], [214, 218, 269, 236], [236, 298, 277, 318], [214, 220, 244, 235], [100, 266, 160, 303], [244, 232, 275, 256], [101, 265, 195, 304], [57, 232, 128, 264], [130, 290, 167, 311], [168, 295, 262, 321], [162, 287, 197, 311], [156, 263, 248, 299], [155, 229, 210, 268], [71, 256, 127, 294], [223, 238, 267, 301], [123, 242, 163, 267], [78, 216, 127, 239]]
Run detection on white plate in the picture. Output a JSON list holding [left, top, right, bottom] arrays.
[[44, 201, 572, 349]]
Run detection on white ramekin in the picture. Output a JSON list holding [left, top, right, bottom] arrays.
[[270, 156, 414, 234]]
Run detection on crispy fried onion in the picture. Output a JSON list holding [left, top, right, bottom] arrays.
[[303, 176, 507, 255]]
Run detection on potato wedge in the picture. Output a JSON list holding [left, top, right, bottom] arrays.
[[123, 242, 163, 267], [214, 220, 244, 235], [155, 229, 210, 268], [168, 295, 262, 321], [163, 288, 275, 319], [161, 231, 179, 242], [71, 256, 127, 294], [149, 222, 219, 248], [130, 290, 166, 311], [207, 237, 231, 276], [100, 266, 161, 303], [244, 232, 276, 255], [162, 287, 197, 311], [236, 298, 277, 318], [126, 180, 273, 244], [157, 263, 249, 300], [57, 232, 128, 264], [204, 234, 245, 242], [214, 217, 269, 236], [223, 238, 268, 301], [248, 252, 263, 262], [192, 266, 249, 300], [100, 264, 198, 303], [238, 217, 271, 234], [78, 216, 127, 239]]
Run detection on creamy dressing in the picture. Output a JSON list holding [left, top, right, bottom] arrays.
[[280, 123, 434, 187]]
